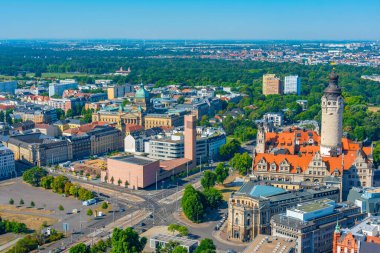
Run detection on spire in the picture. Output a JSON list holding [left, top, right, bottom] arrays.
[[324, 69, 342, 95], [335, 221, 341, 233]]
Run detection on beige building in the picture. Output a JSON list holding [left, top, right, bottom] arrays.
[[2, 133, 71, 166], [226, 182, 340, 242], [144, 113, 184, 129], [263, 74, 282, 95]]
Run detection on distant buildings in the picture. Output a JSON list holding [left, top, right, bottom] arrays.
[[263, 74, 282, 95], [144, 113, 184, 129], [0, 81, 17, 94], [227, 181, 340, 242], [48, 79, 78, 97], [284, 75, 301, 95], [271, 199, 365, 253], [107, 84, 133, 99], [263, 112, 284, 127], [333, 216, 380, 253], [12, 104, 57, 124], [0, 145, 16, 179]]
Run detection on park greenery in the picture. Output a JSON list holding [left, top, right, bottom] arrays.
[[181, 185, 223, 223], [219, 139, 241, 161], [230, 152, 253, 175], [194, 238, 216, 253], [22, 167, 94, 201]]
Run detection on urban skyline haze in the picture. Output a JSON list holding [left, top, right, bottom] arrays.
[[0, 0, 379, 40]]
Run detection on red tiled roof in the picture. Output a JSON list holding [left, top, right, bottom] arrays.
[[125, 124, 143, 132]]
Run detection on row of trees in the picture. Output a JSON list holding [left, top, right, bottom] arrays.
[[22, 167, 93, 201]]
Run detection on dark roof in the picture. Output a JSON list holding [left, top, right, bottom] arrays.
[[111, 156, 157, 166], [360, 241, 380, 252]]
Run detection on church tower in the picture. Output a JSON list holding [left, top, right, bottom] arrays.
[[320, 70, 344, 157]]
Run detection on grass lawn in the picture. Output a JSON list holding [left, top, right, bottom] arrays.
[[0, 205, 56, 231], [214, 172, 241, 201]]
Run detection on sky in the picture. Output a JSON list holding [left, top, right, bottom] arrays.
[[0, 0, 379, 40]]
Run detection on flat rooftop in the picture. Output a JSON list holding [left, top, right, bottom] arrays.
[[110, 156, 157, 166], [291, 198, 334, 213]]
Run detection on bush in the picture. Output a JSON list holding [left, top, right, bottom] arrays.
[[9, 198, 14, 205], [58, 205, 64, 211], [87, 209, 93, 216], [101, 202, 108, 209], [7, 235, 38, 253]]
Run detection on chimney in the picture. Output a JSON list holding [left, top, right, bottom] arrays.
[[184, 114, 196, 167]]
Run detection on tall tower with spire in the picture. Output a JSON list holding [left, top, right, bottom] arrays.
[[320, 70, 344, 157]]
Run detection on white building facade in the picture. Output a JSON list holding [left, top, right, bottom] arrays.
[[0, 145, 16, 178], [284, 75, 301, 95]]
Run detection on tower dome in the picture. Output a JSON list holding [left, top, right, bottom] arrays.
[[134, 84, 150, 99]]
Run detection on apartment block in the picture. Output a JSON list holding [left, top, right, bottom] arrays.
[[263, 74, 282, 95], [284, 75, 301, 95]]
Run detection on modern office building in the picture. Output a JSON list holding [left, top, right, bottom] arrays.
[[284, 75, 301, 95], [0, 81, 17, 94], [263, 74, 282, 95], [271, 199, 365, 253], [48, 79, 78, 97], [333, 216, 380, 253], [0, 145, 16, 179], [227, 181, 340, 242], [148, 127, 226, 162], [103, 115, 197, 189], [347, 187, 380, 216], [107, 84, 133, 99]]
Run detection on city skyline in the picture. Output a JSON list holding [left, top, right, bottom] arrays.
[[0, 0, 379, 40]]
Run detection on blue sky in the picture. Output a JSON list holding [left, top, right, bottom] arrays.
[[0, 0, 379, 40]]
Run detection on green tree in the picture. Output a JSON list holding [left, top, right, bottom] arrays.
[[58, 204, 64, 211], [230, 152, 253, 175], [201, 171, 216, 189], [51, 175, 69, 193], [22, 167, 48, 186], [5, 111, 12, 125], [101, 202, 109, 209], [203, 188, 223, 209], [168, 224, 180, 235], [0, 111, 4, 122], [194, 238, 216, 253], [117, 178, 122, 186], [110, 227, 147, 253], [374, 142, 380, 166], [40, 175, 54, 189], [172, 246, 188, 253], [87, 209, 93, 216], [214, 163, 229, 184], [30, 201, 35, 208], [125, 180, 129, 188], [219, 139, 241, 160], [177, 226, 189, 237], [181, 185, 205, 223], [69, 243, 90, 253], [110, 176, 114, 184], [9, 198, 14, 205], [19, 199, 24, 205]]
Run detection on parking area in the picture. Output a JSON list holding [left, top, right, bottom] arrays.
[[0, 179, 107, 233]]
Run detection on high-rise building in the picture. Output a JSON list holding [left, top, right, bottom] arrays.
[[263, 74, 282, 95], [284, 75, 301, 95], [0, 81, 17, 94], [107, 84, 133, 99], [320, 70, 344, 157], [184, 114, 196, 167], [48, 79, 78, 97]]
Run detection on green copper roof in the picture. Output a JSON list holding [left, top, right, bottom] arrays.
[[135, 84, 150, 99]]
